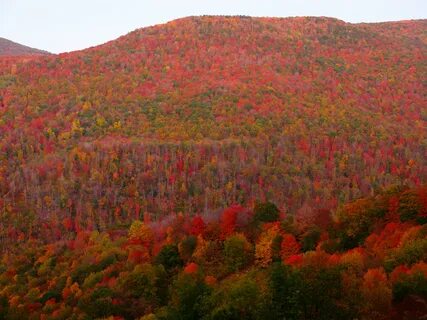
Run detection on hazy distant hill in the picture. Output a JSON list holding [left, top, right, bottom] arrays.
[[0, 37, 50, 56]]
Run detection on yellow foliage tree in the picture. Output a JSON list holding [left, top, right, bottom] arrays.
[[255, 224, 281, 267], [128, 220, 154, 251]]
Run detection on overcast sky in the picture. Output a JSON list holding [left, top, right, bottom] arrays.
[[1, 0, 426, 53]]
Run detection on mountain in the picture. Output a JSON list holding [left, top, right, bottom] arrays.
[[0, 16, 425, 243], [0, 15, 426, 320], [0, 37, 50, 56]]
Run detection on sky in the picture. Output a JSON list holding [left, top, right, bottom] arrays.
[[1, 0, 426, 54]]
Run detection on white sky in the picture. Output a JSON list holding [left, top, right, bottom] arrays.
[[1, 0, 426, 54]]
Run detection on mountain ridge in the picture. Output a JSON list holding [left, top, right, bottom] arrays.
[[1, 16, 425, 56], [56, 16, 426, 55]]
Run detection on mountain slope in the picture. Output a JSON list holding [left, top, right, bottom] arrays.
[[0, 16, 425, 242], [0, 37, 50, 56]]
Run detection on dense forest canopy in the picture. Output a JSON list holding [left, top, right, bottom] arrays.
[[0, 185, 426, 319]]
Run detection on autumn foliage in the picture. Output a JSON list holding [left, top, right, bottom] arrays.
[[0, 186, 425, 319], [0, 17, 425, 248], [0, 15, 426, 319]]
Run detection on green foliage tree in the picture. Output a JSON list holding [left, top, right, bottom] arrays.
[[252, 202, 280, 225], [267, 262, 303, 319], [301, 227, 321, 252], [202, 274, 268, 320], [179, 235, 197, 262], [223, 233, 253, 272], [155, 244, 183, 272], [168, 273, 210, 320]]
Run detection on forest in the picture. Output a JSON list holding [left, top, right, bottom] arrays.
[[0, 16, 426, 319], [0, 185, 426, 319]]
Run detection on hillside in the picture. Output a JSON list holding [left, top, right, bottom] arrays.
[[0, 16, 426, 244], [0, 37, 50, 56]]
